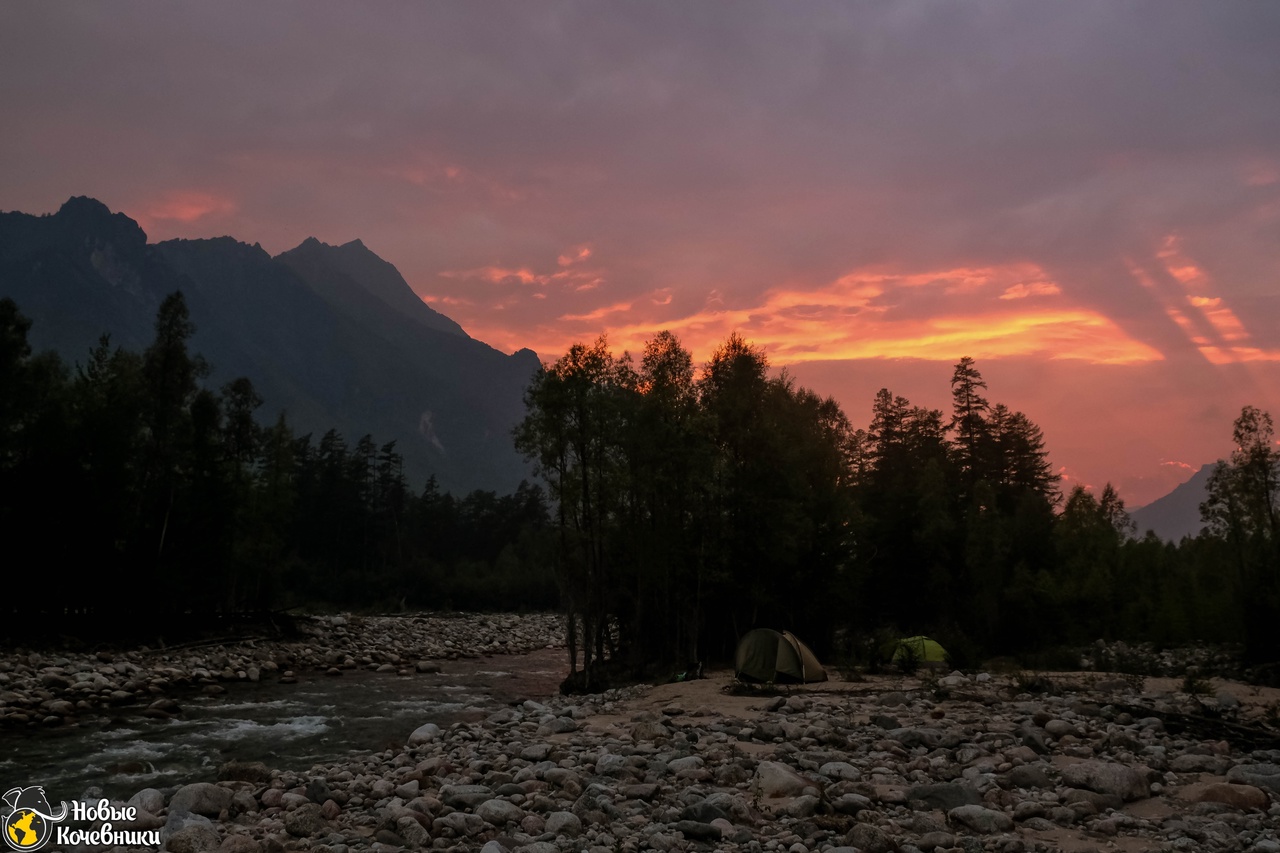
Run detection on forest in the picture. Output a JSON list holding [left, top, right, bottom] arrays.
[[2, 293, 1277, 678], [0, 293, 558, 641]]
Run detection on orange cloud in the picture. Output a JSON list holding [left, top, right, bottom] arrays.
[[441, 249, 603, 291], [479, 262, 1163, 368], [1133, 236, 1280, 364], [143, 191, 235, 224], [1000, 281, 1062, 300], [557, 245, 592, 266]]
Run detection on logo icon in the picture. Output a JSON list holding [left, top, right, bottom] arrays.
[[2, 787, 68, 851]]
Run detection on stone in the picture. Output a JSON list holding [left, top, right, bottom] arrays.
[[397, 814, 432, 846], [673, 819, 721, 841], [595, 752, 630, 776], [439, 784, 494, 809], [283, 803, 325, 837], [782, 794, 820, 817], [667, 754, 704, 773], [820, 761, 860, 780], [909, 782, 983, 811], [1006, 764, 1053, 789], [1060, 760, 1149, 801], [129, 787, 166, 815], [1226, 763, 1280, 794], [537, 716, 579, 735], [948, 804, 1014, 833], [545, 810, 583, 837], [170, 782, 233, 818], [166, 825, 221, 853], [1195, 782, 1270, 811], [847, 822, 894, 853], [476, 798, 524, 825], [217, 835, 262, 853], [407, 722, 440, 745], [918, 831, 956, 851], [754, 760, 819, 798]]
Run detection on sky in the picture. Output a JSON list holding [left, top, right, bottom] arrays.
[[3, 2, 1279, 506]]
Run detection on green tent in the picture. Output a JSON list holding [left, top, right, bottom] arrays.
[[735, 628, 828, 684], [888, 635, 949, 668]]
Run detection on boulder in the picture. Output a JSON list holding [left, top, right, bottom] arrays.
[[1060, 761, 1149, 801], [754, 760, 818, 799], [1195, 782, 1270, 811], [948, 804, 1014, 833], [170, 783, 233, 818]]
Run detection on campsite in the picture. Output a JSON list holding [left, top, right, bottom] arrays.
[[6, 613, 1280, 852]]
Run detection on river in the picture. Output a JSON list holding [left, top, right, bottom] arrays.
[[1, 647, 567, 802]]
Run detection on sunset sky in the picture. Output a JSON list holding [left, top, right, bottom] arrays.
[[4, 2, 1279, 506]]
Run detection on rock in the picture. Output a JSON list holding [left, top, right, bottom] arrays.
[[1006, 764, 1053, 789], [217, 761, 272, 784], [1060, 760, 1149, 801], [129, 787, 166, 815], [1226, 763, 1280, 794], [545, 810, 583, 837], [820, 761, 860, 780], [166, 825, 221, 853], [909, 782, 983, 810], [833, 792, 872, 815], [1195, 782, 1269, 811], [595, 752, 630, 775], [782, 794, 820, 817], [537, 716, 579, 734], [283, 803, 325, 837], [165, 809, 214, 838], [170, 783, 233, 818], [847, 822, 894, 853], [754, 760, 819, 798], [948, 804, 1014, 833], [667, 754, 704, 773], [217, 835, 262, 853], [397, 814, 432, 846], [439, 783, 494, 809], [918, 832, 956, 851], [407, 722, 441, 745], [476, 798, 524, 825], [681, 800, 728, 823], [520, 743, 552, 761], [673, 819, 722, 841]]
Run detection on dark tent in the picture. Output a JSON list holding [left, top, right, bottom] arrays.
[[734, 628, 827, 684]]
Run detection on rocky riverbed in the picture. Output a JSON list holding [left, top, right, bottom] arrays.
[[8, 618, 1280, 853], [0, 613, 565, 729]]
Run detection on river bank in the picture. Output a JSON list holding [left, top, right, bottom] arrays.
[[0, 612, 565, 729], [7, 616, 1280, 853]]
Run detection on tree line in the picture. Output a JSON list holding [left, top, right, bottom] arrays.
[[517, 333, 1280, 683], [3, 292, 1276, 672], [0, 294, 557, 642]]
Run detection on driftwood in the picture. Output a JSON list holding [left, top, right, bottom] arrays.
[[1111, 701, 1280, 752]]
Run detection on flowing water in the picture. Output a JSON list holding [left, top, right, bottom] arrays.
[[1, 647, 566, 802]]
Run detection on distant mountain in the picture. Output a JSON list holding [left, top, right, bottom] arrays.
[[1130, 464, 1215, 542], [0, 197, 540, 494]]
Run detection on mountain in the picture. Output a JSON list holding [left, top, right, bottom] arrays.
[[0, 197, 540, 494], [1130, 463, 1215, 542]]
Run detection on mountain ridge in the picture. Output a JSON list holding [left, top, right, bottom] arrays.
[[0, 197, 539, 494], [1130, 463, 1214, 542]]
